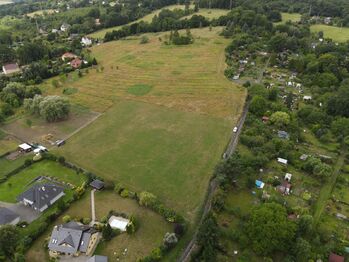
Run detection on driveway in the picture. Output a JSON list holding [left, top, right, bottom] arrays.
[[0, 201, 40, 223]]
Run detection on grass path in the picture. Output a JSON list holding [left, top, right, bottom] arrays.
[[313, 148, 345, 225]]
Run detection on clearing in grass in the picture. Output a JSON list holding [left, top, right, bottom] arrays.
[[310, 24, 349, 42]]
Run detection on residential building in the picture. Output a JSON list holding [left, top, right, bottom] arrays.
[[2, 63, 20, 75], [81, 37, 92, 46], [61, 23, 71, 32], [48, 221, 99, 257], [0, 208, 20, 226], [62, 52, 77, 61], [278, 130, 289, 140], [17, 184, 65, 212], [329, 253, 344, 262], [70, 58, 82, 69]]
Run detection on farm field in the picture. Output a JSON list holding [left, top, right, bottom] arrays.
[[0, 160, 86, 202], [44, 27, 246, 220], [88, 6, 228, 39], [26, 191, 172, 261], [0, 155, 30, 178], [43, 28, 245, 118], [310, 24, 349, 42], [0, 130, 20, 155]]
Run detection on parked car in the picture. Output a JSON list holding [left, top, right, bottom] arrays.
[[56, 140, 66, 147], [233, 126, 238, 133]]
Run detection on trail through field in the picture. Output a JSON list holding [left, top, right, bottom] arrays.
[[313, 148, 345, 225]]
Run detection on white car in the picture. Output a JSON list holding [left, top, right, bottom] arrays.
[[233, 126, 238, 133]]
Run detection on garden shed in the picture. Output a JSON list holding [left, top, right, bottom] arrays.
[[108, 216, 130, 231]]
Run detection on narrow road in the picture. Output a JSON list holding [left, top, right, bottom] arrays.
[[178, 100, 249, 262], [313, 148, 345, 225], [91, 189, 96, 223]]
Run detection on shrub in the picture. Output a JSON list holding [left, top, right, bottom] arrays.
[[82, 218, 91, 225], [120, 189, 129, 198], [163, 232, 178, 250], [139, 191, 157, 207], [114, 183, 125, 194], [140, 35, 149, 44], [62, 215, 71, 223]]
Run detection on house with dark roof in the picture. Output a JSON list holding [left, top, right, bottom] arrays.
[[90, 179, 105, 190], [0, 207, 20, 226], [2, 63, 20, 75], [87, 255, 108, 262], [17, 184, 65, 212], [278, 130, 289, 139], [48, 221, 99, 258]]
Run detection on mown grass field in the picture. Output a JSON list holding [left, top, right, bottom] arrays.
[[0, 130, 20, 155], [310, 24, 349, 42], [0, 156, 30, 178], [89, 6, 228, 39], [26, 191, 172, 261], [26, 9, 55, 17], [0, 160, 86, 202], [42, 27, 246, 220]]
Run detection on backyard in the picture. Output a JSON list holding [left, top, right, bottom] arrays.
[[26, 190, 172, 261], [310, 24, 349, 42], [0, 160, 86, 202]]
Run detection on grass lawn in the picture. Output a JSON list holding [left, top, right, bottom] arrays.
[[56, 99, 232, 220], [280, 12, 301, 23], [0, 156, 30, 178], [0, 0, 12, 5], [0, 130, 20, 155], [310, 24, 349, 42], [25, 9, 55, 17], [26, 190, 172, 261], [88, 6, 228, 39], [0, 160, 86, 202]]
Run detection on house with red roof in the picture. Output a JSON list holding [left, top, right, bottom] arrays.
[[61, 52, 77, 61], [2, 63, 20, 75], [329, 253, 344, 262], [70, 58, 82, 69]]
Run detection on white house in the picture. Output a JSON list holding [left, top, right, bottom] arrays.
[[60, 23, 71, 32], [303, 95, 312, 101], [277, 157, 288, 165], [81, 37, 92, 46]]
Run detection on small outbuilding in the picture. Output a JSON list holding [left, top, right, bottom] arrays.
[[278, 130, 289, 139], [18, 143, 32, 152], [255, 180, 265, 189], [303, 95, 312, 101], [300, 154, 309, 161], [329, 253, 344, 262], [108, 216, 130, 231], [61, 52, 77, 61], [90, 179, 105, 190], [2, 63, 20, 75], [277, 157, 288, 165], [285, 173, 292, 182]]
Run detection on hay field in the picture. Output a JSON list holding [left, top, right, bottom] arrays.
[[47, 27, 246, 220], [26, 9, 55, 17], [310, 24, 349, 42], [89, 6, 228, 39], [44, 28, 244, 119]]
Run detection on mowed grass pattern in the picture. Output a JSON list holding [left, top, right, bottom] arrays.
[[43, 28, 245, 119], [57, 100, 232, 219], [310, 24, 349, 42]]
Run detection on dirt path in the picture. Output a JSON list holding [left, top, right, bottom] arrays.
[[91, 189, 96, 223], [313, 147, 345, 225], [178, 100, 249, 262]]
